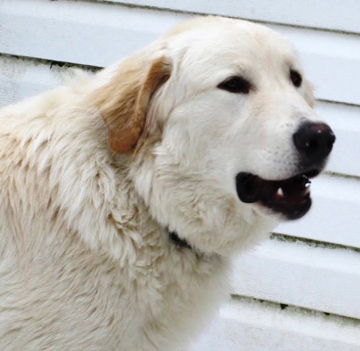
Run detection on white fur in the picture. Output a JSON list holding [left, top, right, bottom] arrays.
[[0, 17, 320, 350]]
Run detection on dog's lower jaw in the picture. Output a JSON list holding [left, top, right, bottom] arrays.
[[184, 217, 277, 257]]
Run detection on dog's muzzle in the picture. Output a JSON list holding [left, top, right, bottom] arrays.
[[236, 122, 335, 220]]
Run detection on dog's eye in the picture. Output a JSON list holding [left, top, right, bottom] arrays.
[[290, 69, 302, 88], [217, 76, 251, 94]]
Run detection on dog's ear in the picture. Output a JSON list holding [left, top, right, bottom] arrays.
[[94, 54, 171, 154]]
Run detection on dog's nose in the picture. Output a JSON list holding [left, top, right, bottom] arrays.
[[293, 122, 336, 163]]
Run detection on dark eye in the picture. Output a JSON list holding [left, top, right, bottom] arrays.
[[217, 76, 251, 94], [290, 69, 302, 88]]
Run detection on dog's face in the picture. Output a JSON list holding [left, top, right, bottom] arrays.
[[95, 17, 335, 255]]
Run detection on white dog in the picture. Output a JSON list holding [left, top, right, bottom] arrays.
[[0, 16, 335, 350]]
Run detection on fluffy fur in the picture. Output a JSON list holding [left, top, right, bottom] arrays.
[[0, 17, 323, 350]]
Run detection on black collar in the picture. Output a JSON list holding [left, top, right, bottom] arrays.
[[168, 230, 219, 261], [168, 231, 192, 250]]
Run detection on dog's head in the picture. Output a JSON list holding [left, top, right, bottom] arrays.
[[93, 17, 335, 255]]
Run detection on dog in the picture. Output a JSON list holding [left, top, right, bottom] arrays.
[[0, 16, 335, 350]]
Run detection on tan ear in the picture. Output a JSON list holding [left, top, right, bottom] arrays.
[[93, 54, 171, 154]]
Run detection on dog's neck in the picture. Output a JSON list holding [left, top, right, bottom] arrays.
[[167, 230, 218, 260]]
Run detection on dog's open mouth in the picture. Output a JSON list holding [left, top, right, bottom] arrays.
[[236, 170, 319, 220]]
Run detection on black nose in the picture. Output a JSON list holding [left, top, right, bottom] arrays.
[[293, 122, 336, 164]]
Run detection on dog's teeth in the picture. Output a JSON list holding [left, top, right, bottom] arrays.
[[277, 188, 284, 197]]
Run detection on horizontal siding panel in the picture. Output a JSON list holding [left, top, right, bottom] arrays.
[[0, 0, 183, 67], [1, 0, 360, 105], [1, 58, 360, 248], [189, 299, 360, 351], [102, 0, 360, 34], [277, 174, 360, 248], [0, 57, 67, 107], [319, 102, 360, 178], [231, 238, 360, 319], [0, 56, 97, 108]]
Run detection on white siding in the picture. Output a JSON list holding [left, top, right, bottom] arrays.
[[99, 0, 360, 34], [1, 1, 360, 105], [1, 0, 359, 349], [232, 237, 360, 319], [190, 298, 360, 351]]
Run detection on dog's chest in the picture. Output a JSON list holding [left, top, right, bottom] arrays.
[[104, 246, 230, 350], [0, 168, 230, 350], [0, 232, 229, 351]]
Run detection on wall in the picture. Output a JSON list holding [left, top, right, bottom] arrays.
[[1, 0, 360, 349]]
